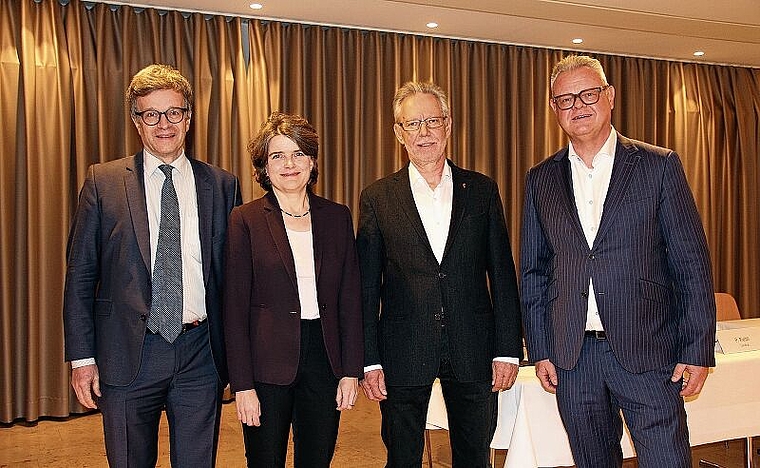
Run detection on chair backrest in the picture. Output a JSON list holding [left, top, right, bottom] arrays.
[[714, 292, 741, 321]]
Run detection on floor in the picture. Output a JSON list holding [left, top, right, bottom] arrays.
[[1, 396, 758, 467]]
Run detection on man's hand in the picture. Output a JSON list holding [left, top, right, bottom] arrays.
[[235, 389, 262, 426], [71, 364, 101, 409], [671, 363, 709, 397], [535, 359, 559, 394], [360, 369, 387, 401], [336, 377, 359, 411], [491, 361, 518, 392]]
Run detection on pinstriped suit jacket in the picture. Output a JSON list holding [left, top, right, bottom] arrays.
[[520, 134, 716, 374], [358, 161, 522, 386]]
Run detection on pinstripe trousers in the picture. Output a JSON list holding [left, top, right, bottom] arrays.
[[555, 334, 691, 468]]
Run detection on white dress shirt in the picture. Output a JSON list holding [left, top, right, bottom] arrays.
[[569, 127, 617, 332], [144, 151, 206, 324]]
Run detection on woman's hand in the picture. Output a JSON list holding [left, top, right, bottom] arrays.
[[235, 389, 262, 426], [335, 377, 359, 411]]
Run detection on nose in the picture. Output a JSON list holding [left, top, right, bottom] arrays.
[[418, 121, 431, 135]]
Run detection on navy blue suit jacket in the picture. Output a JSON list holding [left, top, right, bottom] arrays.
[[63, 151, 241, 386], [520, 134, 716, 374], [358, 161, 522, 386]]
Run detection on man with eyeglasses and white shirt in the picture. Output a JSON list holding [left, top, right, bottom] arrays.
[[520, 55, 715, 467], [357, 81, 523, 467], [63, 64, 241, 467]]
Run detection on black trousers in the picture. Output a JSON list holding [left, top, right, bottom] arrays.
[[99, 322, 223, 468], [242, 319, 340, 468], [380, 357, 497, 468]]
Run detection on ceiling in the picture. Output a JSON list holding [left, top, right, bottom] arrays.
[[112, 0, 760, 68]]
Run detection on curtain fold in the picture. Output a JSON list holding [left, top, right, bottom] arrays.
[[1, 0, 758, 422]]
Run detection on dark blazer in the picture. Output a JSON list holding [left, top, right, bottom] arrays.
[[223, 191, 363, 393], [357, 161, 522, 387], [63, 151, 241, 386], [520, 134, 716, 374]]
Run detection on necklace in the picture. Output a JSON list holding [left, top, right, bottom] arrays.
[[280, 207, 310, 218]]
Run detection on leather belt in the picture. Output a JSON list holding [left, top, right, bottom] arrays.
[[147, 318, 207, 336], [584, 330, 607, 340]]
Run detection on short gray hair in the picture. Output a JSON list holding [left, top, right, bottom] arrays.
[[392, 81, 450, 122], [550, 55, 608, 94]]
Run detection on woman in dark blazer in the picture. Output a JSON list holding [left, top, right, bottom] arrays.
[[223, 112, 363, 467]]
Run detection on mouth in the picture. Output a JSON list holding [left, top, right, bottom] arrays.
[[279, 171, 301, 177], [571, 113, 593, 121]]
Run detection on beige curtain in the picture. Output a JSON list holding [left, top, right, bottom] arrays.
[[1, 0, 758, 422]]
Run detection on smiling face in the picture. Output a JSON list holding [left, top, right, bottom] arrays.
[[132, 89, 190, 163], [393, 93, 452, 168], [266, 134, 314, 195], [550, 66, 615, 149]]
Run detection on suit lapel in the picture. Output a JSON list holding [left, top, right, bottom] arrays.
[[552, 150, 588, 247], [190, 158, 214, 284], [593, 135, 641, 247], [264, 192, 299, 293], [443, 162, 469, 258], [308, 193, 324, 281], [392, 165, 436, 255], [124, 152, 151, 273]]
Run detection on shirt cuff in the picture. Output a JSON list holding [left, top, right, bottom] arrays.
[[71, 358, 96, 369], [493, 357, 520, 365], [363, 364, 383, 374]]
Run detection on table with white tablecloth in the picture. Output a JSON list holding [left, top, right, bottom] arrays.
[[426, 349, 760, 468]]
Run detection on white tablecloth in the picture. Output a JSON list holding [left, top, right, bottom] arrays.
[[426, 349, 760, 467]]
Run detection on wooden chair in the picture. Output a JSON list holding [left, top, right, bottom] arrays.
[[714, 292, 741, 321]]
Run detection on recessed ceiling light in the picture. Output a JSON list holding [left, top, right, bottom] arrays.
[[426, 22, 438, 29], [249, 3, 263, 9], [572, 38, 583, 44], [693, 50, 705, 57]]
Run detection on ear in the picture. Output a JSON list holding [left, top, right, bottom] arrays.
[[606, 85, 616, 110], [393, 124, 405, 145]]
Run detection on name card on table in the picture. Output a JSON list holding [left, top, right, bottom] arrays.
[[715, 327, 760, 354]]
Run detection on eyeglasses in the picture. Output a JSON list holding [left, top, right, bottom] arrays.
[[133, 107, 188, 126], [551, 86, 610, 110], [396, 116, 447, 132], [268, 150, 311, 165]]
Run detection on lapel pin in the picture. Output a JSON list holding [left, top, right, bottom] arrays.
[[462, 183, 467, 189]]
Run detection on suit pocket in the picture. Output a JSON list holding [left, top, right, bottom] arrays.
[[639, 279, 670, 304], [94, 299, 112, 316]]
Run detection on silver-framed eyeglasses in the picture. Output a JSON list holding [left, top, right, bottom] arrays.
[[133, 107, 188, 126], [396, 116, 447, 132], [551, 86, 610, 110]]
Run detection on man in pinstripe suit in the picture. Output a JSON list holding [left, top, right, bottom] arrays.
[[520, 55, 716, 467]]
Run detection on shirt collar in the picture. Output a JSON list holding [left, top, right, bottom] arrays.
[[568, 126, 617, 164], [143, 150, 189, 177], [408, 159, 452, 189]]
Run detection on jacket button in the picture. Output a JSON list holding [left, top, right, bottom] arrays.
[[438, 272, 447, 279], [140, 314, 147, 321], [588, 254, 596, 260], [581, 292, 588, 298]]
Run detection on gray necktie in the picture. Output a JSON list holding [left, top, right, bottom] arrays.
[[147, 164, 183, 343]]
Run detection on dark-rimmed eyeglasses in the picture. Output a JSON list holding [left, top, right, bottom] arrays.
[[396, 116, 447, 132], [133, 107, 188, 126], [551, 86, 610, 110]]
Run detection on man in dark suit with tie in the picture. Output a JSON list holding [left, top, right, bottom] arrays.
[[521, 55, 716, 467], [357, 81, 523, 467], [63, 64, 241, 467]]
